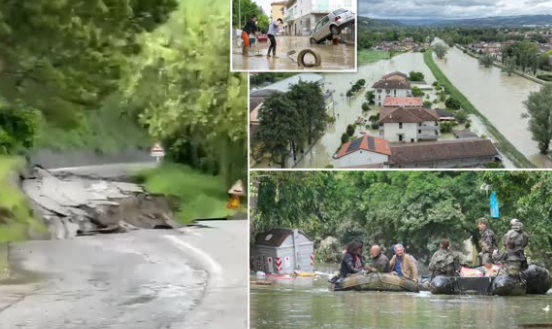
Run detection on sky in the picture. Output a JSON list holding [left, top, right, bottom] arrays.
[[256, 0, 274, 17], [359, 0, 552, 19]]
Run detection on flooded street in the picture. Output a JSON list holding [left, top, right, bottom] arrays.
[[432, 43, 552, 168], [251, 278, 552, 329], [296, 52, 437, 168], [232, 36, 355, 71]]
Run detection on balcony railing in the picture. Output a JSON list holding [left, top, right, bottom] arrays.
[[418, 134, 439, 140]]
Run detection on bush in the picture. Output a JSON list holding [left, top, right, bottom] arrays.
[[409, 71, 425, 82], [368, 113, 380, 122], [346, 90, 353, 97], [412, 86, 424, 97], [441, 121, 453, 133], [357, 79, 366, 87], [423, 100, 432, 107], [346, 124, 355, 136], [537, 75, 552, 82], [362, 102, 370, 111], [371, 122, 380, 130], [315, 236, 342, 263], [455, 110, 468, 124], [445, 97, 461, 110], [341, 133, 350, 144]]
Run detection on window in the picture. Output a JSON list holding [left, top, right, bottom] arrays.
[[435, 131, 438, 135], [435, 121, 438, 126], [333, 9, 348, 15], [399, 123, 403, 129], [418, 123, 422, 126], [418, 130, 421, 134], [386, 89, 391, 94], [377, 89, 382, 93]]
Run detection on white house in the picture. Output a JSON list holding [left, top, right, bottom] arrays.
[[372, 80, 412, 107], [379, 107, 440, 143], [283, 0, 356, 36], [333, 135, 391, 168]]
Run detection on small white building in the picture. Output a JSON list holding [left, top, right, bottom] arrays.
[[333, 135, 391, 168], [379, 107, 440, 143], [251, 228, 314, 274], [372, 80, 412, 107]]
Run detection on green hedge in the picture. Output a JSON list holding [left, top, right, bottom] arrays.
[[424, 49, 535, 168]]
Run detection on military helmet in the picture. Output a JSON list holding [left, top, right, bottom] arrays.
[[478, 217, 488, 225], [510, 218, 523, 231], [510, 218, 522, 226]]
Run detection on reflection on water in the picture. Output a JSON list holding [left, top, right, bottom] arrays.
[[251, 278, 552, 329], [432, 44, 551, 168]]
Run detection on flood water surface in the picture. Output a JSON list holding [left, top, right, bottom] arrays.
[[251, 279, 552, 329]]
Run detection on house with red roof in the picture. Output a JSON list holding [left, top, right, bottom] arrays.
[[383, 97, 423, 108], [379, 107, 440, 142], [372, 79, 412, 107], [333, 135, 391, 168]]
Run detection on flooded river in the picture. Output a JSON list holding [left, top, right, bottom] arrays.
[[251, 277, 552, 329], [432, 43, 551, 168]]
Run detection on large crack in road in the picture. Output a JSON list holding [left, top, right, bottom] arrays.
[[0, 165, 247, 329]]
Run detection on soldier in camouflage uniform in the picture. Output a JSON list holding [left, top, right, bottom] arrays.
[[429, 238, 461, 277], [477, 218, 498, 266], [500, 218, 529, 278]]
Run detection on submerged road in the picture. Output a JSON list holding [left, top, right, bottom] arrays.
[[0, 221, 248, 329]]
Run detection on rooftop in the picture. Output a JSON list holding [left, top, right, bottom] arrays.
[[382, 71, 407, 79], [453, 129, 479, 139], [336, 135, 392, 159], [383, 97, 423, 107], [372, 80, 411, 90], [389, 139, 499, 165], [380, 107, 439, 124]]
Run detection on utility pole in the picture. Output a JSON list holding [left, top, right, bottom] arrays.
[[238, 0, 241, 29]]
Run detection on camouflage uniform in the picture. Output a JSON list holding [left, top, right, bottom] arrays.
[[503, 225, 529, 278], [429, 248, 460, 277], [479, 227, 498, 265]]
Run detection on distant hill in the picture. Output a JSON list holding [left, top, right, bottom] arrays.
[[358, 16, 403, 28], [396, 15, 552, 27]]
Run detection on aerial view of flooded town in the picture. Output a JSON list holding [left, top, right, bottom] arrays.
[[250, 1, 552, 169]]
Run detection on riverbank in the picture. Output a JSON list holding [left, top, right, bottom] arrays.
[[424, 49, 535, 168], [358, 49, 389, 65], [455, 44, 548, 86]]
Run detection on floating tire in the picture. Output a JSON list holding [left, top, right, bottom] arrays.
[[297, 49, 322, 68]]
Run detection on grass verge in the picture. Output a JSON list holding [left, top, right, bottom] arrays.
[[0, 156, 46, 279], [424, 49, 535, 168], [136, 163, 237, 224], [358, 49, 389, 66]]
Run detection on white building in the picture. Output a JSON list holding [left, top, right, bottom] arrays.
[[333, 135, 391, 168], [379, 107, 440, 143], [372, 80, 412, 107], [283, 0, 356, 36]]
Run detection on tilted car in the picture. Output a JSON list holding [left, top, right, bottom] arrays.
[[310, 8, 355, 44]]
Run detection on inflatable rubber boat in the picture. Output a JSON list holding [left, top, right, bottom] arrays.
[[331, 272, 419, 292], [430, 264, 552, 296]]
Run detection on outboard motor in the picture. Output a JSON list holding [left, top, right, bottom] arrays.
[[430, 275, 454, 295], [524, 264, 552, 295], [491, 275, 526, 296]]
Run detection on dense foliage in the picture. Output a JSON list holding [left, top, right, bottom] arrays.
[[522, 83, 552, 154], [255, 81, 327, 168], [251, 171, 552, 268], [121, 0, 247, 185]]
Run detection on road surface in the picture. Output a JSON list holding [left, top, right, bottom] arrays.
[[0, 220, 247, 329], [232, 36, 356, 71]]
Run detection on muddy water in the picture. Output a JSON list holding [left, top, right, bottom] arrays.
[[295, 52, 437, 168], [232, 36, 356, 71], [251, 278, 552, 329], [432, 43, 551, 168]]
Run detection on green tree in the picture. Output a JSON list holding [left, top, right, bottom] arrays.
[[503, 56, 517, 77], [362, 102, 370, 111], [288, 80, 327, 145], [120, 0, 247, 183], [411, 86, 425, 97], [0, 0, 177, 128], [346, 124, 355, 136], [365, 90, 375, 104], [479, 54, 495, 68], [409, 71, 425, 82], [522, 83, 552, 154], [445, 97, 461, 110], [341, 133, 349, 144], [256, 93, 303, 167], [0, 104, 43, 154], [232, 0, 261, 28], [434, 43, 448, 59], [257, 13, 269, 33]]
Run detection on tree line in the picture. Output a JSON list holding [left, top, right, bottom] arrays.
[[251, 171, 552, 269]]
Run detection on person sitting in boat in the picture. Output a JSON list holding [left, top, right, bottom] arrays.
[[339, 242, 364, 279], [366, 245, 390, 273], [342, 241, 364, 271], [389, 244, 419, 282], [429, 238, 461, 277]]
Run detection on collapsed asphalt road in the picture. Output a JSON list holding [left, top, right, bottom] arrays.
[[0, 220, 248, 329]]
